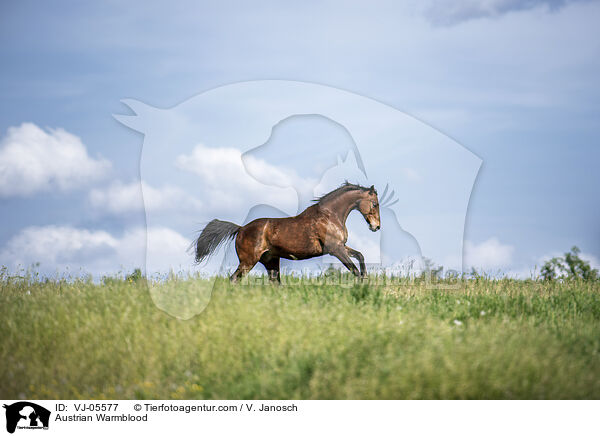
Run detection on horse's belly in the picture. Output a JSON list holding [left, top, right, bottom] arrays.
[[267, 223, 323, 258], [279, 251, 320, 261], [271, 239, 322, 258]]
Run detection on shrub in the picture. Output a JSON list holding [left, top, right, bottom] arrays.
[[541, 246, 598, 281]]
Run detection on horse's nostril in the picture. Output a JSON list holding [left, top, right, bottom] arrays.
[[376, 225, 380, 230]]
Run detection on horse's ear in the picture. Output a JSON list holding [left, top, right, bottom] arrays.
[[369, 185, 375, 194]]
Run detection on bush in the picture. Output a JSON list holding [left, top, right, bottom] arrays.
[[126, 268, 144, 283], [541, 246, 598, 281]]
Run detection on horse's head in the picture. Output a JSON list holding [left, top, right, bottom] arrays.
[[358, 185, 380, 232]]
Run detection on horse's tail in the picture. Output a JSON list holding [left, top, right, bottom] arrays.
[[192, 219, 241, 263]]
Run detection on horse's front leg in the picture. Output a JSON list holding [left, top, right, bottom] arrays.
[[329, 245, 360, 277], [346, 246, 366, 277]]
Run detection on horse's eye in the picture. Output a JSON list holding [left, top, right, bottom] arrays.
[[372, 202, 377, 208]]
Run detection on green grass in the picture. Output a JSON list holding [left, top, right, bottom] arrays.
[[1, 272, 599, 399]]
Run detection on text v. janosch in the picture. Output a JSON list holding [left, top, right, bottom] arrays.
[[143, 403, 298, 412]]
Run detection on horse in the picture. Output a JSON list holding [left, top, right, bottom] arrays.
[[192, 182, 381, 283]]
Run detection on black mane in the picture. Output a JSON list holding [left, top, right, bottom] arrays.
[[313, 182, 374, 205]]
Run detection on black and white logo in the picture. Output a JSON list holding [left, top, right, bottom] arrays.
[[3, 402, 50, 434]]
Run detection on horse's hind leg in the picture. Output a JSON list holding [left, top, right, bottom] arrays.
[[230, 260, 258, 283], [230, 226, 263, 283], [346, 246, 366, 277], [230, 251, 259, 283], [260, 254, 281, 284], [230, 264, 246, 283]]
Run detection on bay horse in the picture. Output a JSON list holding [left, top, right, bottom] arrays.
[[193, 182, 380, 282]]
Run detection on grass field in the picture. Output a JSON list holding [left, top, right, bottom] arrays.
[[1, 271, 599, 399]]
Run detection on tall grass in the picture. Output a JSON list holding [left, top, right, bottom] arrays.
[[1, 271, 599, 399]]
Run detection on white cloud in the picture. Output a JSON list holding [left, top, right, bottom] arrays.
[[88, 180, 202, 215], [347, 229, 381, 264], [581, 253, 600, 270], [242, 154, 300, 189], [493, 249, 599, 279], [120, 226, 193, 274], [175, 144, 296, 214], [423, 0, 578, 26], [400, 167, 422, 183], [0, 225, 192, 277], [464, 237, 514, 271], [0, 123, 110, 197], [0, 226, 117, 267], [314, 151, 368, 197]]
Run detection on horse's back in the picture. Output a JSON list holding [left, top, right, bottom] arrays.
[[235, 205, 332, 260], [238, 217, 270, 241]]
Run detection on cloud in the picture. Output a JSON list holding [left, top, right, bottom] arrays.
[[125, 227, 193, 274], [503, 266, 539, 279], [347, 229, 381, 264], [0, 226, 116, 267], [400, 167, 422, 183], [88, 180, 203, 215], [464, 237, 514, 271], [498, 249, 599, 279], [581, 252, 600, 270], [0, 123, 110, 197], [314, 151, 368, 197], [175, 144, 296, 214], [423, 0, 578, 26], [0, 225, 192, 276]]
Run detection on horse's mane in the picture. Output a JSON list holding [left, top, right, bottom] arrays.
[[313, 181, 373, 205]]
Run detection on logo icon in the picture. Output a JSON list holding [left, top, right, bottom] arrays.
[[3, 402, 50, 434]]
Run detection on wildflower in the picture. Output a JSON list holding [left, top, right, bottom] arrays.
[[480, 310, 486, 316], [453, 319, 463, 326]]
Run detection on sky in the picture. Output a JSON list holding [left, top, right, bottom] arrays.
[[0, 0, 599, 278]]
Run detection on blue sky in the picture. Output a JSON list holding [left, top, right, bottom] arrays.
[[0, 0, 599, 277]]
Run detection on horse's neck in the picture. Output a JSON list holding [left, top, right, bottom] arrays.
[[320, 191, 362, 225]]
